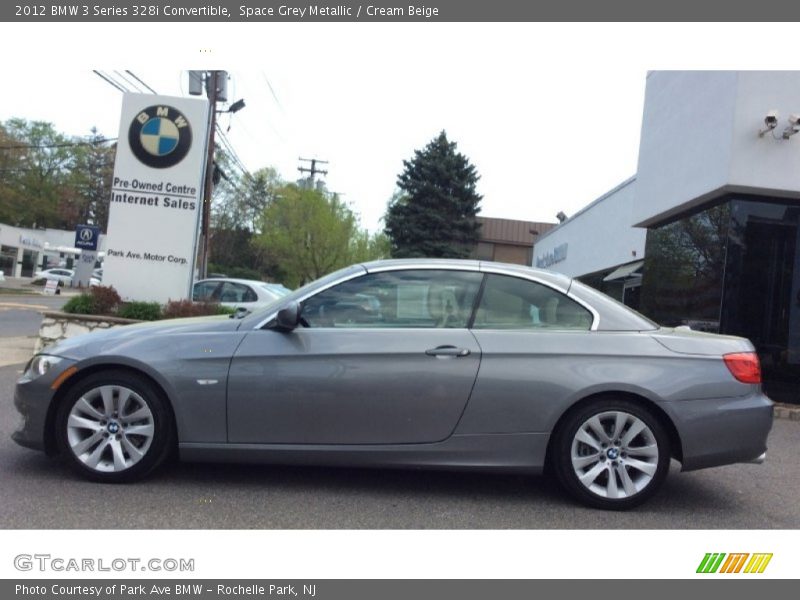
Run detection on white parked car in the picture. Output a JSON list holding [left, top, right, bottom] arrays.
[[192, 278, 289, 313], [32, 268, 75, 285], [33, 268, 101, 288]]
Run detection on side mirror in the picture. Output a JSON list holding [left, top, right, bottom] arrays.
[[272, 301, 301, 332]]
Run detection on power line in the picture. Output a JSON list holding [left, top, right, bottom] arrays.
[[214, 132, 245, 173], [0, 138, 117, 150], [114, 70, 145, 93], [261, 72, 285, 113], [215, 125, 250, 176], [93, 70, 127, 93], [0, 162, 114, 172], [125, 70, 158, 94]]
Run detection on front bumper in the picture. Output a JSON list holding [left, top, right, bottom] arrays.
[[664, 390, 774, 472], [11, 359, 76, 453]]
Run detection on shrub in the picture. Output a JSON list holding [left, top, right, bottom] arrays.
[[206, 263, 228, 278], [226, 266, 263, 280], [117, 301, 162, 321], [62, 293, 95, 315], [162, 299, 235, 319], [89, 285, 122, 315]]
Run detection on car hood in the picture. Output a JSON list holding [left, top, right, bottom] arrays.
[[44, 315, 244, 360]]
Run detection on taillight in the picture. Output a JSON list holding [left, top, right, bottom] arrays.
[[723, 352, 762, 384]]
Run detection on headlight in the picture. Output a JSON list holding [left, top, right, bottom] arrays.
[[25, 355, 64, 379]]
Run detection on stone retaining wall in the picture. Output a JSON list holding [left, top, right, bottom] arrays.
[[36, 311, 141, 354]]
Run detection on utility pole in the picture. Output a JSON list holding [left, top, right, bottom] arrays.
[[298, 157, 328, 188], [199, 70, 219, 280]]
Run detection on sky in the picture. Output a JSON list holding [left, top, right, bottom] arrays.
[[2, 23, 800, 234], [0, 24, 652, 232]]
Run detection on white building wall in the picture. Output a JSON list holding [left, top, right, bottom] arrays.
[[0, 222, 107, 276], [531, 178, 646, 278], [729, 71, 800, 195], [634, 71, 800, 227]]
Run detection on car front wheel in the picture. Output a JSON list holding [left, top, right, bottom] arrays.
[[552, 399, 671, 510], [55, 370, 174, 482]]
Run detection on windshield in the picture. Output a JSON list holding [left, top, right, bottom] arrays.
[[258, 282, 291, 297]]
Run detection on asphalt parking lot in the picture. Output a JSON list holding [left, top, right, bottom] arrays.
[[2, 363, 799, 529]]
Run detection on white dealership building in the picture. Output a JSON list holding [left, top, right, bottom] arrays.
[[532, 71, 800, 402], [0, 222, 107, 277]]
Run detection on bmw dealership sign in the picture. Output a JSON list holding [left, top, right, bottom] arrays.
[[103, 94, 210, 303]]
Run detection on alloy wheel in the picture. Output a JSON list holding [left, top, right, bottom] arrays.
[[570, 410, 659, 499], [66, 385, 155, 473]]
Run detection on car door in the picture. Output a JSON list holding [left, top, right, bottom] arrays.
[[458, 272, 596, 434], [227, 268, 484, 445]]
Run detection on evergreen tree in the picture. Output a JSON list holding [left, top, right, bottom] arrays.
[[384, 131, 482, 258], [69, 127, 115, 231]]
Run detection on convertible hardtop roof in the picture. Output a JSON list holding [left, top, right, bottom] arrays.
[[360, 258, 573, 291]]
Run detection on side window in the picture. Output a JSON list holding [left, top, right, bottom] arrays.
[[219, 282, 254, 303], [473, 274, 593, 330], [302, 270, 483, 328], [193, 281, 219, 301], [242, 285, 258, 303]]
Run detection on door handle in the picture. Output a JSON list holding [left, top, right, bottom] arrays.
[[425, 345, 471, 357]]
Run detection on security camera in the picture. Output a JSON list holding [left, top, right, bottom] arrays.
[[765, 110, 779, 128], [759, 110, 780, 137], [789, 114, 800, 126], [783, 124, 800, 140]]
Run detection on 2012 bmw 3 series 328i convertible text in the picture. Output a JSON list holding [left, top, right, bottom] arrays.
[[12, 259, 773, 509]]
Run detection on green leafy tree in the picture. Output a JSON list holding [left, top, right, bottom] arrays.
[[210, 160, 284, 277], [0, 123, 24, 221], [255, 185, 388, 287], [212, 162, 281, 233], [384, 130, 482, 258], [0, 119, 74, 228], [0, 120, 114, 230]]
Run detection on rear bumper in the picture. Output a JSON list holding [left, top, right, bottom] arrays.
[[664, 391, 773, 472]]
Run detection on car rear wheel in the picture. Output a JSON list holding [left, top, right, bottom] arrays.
[[552, 399, 671, 510], [55, 370, 174, 483]]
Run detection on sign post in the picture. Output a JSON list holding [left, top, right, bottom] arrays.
[[73, 224, 100, 288], [103, 94, 211, 303]]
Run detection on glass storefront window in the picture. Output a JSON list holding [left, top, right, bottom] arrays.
[[640, 202, 730, 332], [0, 245, 16, 275], [641, 196, 800, 403], [721, 200, 800, 403]]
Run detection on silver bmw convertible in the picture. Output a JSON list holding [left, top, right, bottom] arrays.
[[12, 259, 773, 509]]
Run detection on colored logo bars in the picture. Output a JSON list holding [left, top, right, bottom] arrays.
[[696, 553, 773, 574]]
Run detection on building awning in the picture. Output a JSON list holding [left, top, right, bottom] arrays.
[[603, 260, 644, 282]]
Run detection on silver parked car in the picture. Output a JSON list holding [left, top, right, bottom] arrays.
[[12, 259, 772, 509]]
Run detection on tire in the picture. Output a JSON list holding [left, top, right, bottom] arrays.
[[55, 370, 174, 483], [551, 398, 671, 510]]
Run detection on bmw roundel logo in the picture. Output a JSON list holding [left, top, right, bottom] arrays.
[[128, 105, 192, 169]]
